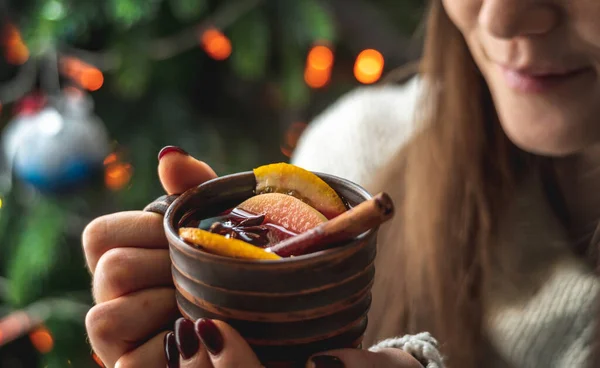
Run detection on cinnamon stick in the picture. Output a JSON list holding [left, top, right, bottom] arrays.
[[266, 192, 394, 257]]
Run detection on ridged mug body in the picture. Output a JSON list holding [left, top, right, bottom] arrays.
[[164, 172, 378, 367]]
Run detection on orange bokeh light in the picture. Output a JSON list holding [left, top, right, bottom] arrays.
[[354, 49, 384, 85], [286, 122, 307, 147], [200, 28, 232, 61], [280, 122, 308, 157], [105, 163, 133, 191], [304, 67, 331, 89], [60, 57, 104, 91], [280, 146, 293, 158], [307, 45, 334, 71], [80, 68, 104, 91], [2, 24, 29, 65], [103, 153, 118, 166], [5, 42, 29, 65], [2, 24, 19, 46], [304, 45, 334, 89], [29, 327, 54, 354]]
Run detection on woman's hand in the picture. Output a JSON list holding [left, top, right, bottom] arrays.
[[166, 317, 424, 368], [82, 147, 423, 368], [82, 147, 217, 368]]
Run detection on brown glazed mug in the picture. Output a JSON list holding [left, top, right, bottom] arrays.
[[144, 171, 378, 367]]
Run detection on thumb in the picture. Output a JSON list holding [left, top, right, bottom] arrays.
[[158, 146, 217, 195], [307, 348, 424, 368]]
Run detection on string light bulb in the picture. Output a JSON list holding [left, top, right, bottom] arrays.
[[307, 45, 333, 71], [304, 45, 334, 89], [60, 57, 104, 91], [280, 122, 308, 157], [103, 153, 118, 166], [103, 152, 133, 191], [200, 28, 232, 60], [29, 327, 54, 354], [105, 162, 133, 191], [354, 49, 384, 84], [2, 24, 29, 65], [79, 67, 104, 91]]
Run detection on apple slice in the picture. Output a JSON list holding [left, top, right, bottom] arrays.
[[253, 163, 347, 219], [179, 228, 281, 260], [238, 193, 326, 234]]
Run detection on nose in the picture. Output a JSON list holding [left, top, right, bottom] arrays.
[[479, 1, 561, 39]]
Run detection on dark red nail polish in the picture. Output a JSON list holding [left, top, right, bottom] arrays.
[[164, 332, 179, 368], [194, 318, 224, 355], [309, 355, 345, 368], [175, 318, 199, 360], [158, 146, 189, 161]]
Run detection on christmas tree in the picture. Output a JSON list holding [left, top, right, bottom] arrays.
[[0, 0, 423, 366]]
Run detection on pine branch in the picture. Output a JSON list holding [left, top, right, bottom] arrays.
[[150, 0, 267, 60], [0, 0, 267, 103], [59, 0, 267, 69]]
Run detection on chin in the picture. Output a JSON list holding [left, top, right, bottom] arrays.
[[499, 119, 594, 158], [510, 138, 582, 157]]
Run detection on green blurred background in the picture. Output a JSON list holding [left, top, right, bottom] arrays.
[[0, 0, 423, 366]]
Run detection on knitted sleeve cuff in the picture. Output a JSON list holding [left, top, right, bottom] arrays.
[[368, 332, 445, 368]]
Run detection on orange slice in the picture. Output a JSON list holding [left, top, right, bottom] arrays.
[[238, 193, 326, 233], [253, 163, 346, 219], [179, 228, 281, 260]]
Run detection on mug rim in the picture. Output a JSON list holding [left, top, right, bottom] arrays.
[[163, 170, 376, 265]]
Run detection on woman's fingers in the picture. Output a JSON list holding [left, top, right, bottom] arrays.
[[82, 211, 167, 274], [306, 348, 424, 368], [114, 330, 214, 368], [195, 319, 263, 368], [84, 148, 221, 368], [180, 348, 213, 368], [176, 319, 212, 368], [158, 148, 218, 195], [115, 320, 422, 368], [114, 332, 169, 368], [86, 288, 179, 367], [93, 248, 172, 303]]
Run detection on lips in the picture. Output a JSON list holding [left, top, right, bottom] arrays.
[[505, 64, 588, 77], [498, 64, 594, 93]]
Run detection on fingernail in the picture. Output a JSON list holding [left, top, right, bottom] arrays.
[[194, 318, 224, 355], [158, 146, 189, 161], [164, 332, 179, 368], [175, 318, 199, 359], [309, 355, 345, 368]]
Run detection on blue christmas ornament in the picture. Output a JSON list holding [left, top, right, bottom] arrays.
[[2, 92, 110, 193]]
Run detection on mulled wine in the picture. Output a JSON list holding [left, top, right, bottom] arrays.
[[180, 207, 298, 248]]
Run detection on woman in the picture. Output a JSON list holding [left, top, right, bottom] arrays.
[[82, 0, 600, 367]]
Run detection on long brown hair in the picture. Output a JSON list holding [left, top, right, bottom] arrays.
[[369, 1, 531, 367]]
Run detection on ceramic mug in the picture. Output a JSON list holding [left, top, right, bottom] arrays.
[[144, 171, 378, 367]]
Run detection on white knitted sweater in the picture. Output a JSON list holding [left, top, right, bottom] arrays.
[[291, 78, 599, 368]]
